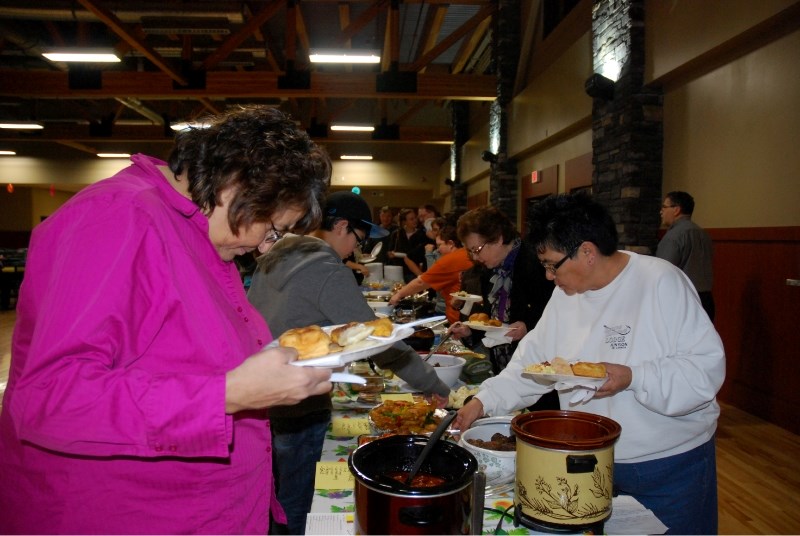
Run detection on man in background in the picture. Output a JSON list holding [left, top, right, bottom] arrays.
[[656, 191, 715, 321]]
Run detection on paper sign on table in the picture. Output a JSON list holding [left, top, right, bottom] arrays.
[[380, 393, 415, 402], [305, 513, 354, 535], [331, 416, 371, 437], [314, 461, 355, 489]]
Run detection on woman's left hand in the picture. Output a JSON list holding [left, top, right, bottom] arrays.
[[504, 321, 527, 342]]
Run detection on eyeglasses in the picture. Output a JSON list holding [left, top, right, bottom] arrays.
[[348, 225, 367, 248], [263, 225, 284, 244], [661, 204, 676, 209], [467, 241, 489, 258], [541, 245, 579, 275]]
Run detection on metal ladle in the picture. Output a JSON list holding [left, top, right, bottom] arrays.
[[405, 409, 458, 486]]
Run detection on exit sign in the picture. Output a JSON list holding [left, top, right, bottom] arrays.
[[530, 170, 540, 184]]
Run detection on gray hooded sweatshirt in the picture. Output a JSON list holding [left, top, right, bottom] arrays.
[[247, 234, 449, 420]]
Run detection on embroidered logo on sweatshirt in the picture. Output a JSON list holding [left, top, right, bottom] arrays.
[[603, 324, 630, 350]]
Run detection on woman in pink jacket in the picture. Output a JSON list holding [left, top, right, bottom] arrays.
[[0, 106, 333, 534]]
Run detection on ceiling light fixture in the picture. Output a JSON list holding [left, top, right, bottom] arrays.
[[0, 122, 44, 130], [170, 121, 211, 131], [97, 153, 131, 158], [309, 50, 380, 64], [42, 48, 121, 63], [0, 150, 17, 156], [340, 155, 373, 160], [330, 125, 375, 132]]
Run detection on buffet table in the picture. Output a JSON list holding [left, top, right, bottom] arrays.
[[305, 400, 667, 535]]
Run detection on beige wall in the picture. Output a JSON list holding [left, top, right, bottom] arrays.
[[0, 157, 131, 188], [31, 188, 74, 228], [645, 0, 797, 82], [460, 1, 800, 231], [508, 33, 592, 155], [0, 187, 32, 231], [658, 16, 800, 228]]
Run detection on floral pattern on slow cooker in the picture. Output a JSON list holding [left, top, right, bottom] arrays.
[[517, 464, 613, 520]]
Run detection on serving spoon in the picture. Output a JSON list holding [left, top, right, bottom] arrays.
[[405, 409, 458, 486]]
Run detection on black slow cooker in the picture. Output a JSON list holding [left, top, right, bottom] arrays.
[[349, 435, 480, 535]]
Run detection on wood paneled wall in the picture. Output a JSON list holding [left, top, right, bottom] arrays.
[[711, 226, 800, 434]]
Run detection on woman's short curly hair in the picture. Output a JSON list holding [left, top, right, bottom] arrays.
[[167, 106, 331, 235], [456, 206, 518, 246]]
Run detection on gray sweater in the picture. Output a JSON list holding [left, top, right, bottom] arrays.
[[247, 234, 450, 419]]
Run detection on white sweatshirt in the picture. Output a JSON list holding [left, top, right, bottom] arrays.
[[475, 251, 725, 463]]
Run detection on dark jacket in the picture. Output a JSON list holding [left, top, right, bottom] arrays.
[[247, 234, 450, 420]]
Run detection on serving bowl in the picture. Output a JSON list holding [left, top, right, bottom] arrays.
[[458, 416, 516, 482], [427, 354, 466, 388]]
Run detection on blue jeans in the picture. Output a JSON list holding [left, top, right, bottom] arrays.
[[271, 412, 331, 535], [614, 436, 718, 535]]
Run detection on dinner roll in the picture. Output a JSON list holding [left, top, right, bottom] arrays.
[[469, 312, 490, 323], [572, 361, 607, 378], [365, 317, 394, 337], [279, 325, 331, 360], [331, 322, 375, 346], [551, 357, 574, 375]]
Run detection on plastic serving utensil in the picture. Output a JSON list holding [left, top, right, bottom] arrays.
[[405, 409, 458, 485], [329, 372, 368, 384]]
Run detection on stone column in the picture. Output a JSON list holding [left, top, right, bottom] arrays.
[[449, 101, 469, 213], [590, 0, 663, 254], [488, 0, 521, 222]]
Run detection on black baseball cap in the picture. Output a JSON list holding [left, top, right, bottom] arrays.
[[325, 191, 389, 238]]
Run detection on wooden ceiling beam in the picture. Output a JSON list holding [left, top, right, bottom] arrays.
[[202, 0, 285, 70], [0, 70, 497, 100], [409, 2, 496, 72], [76, 0, 188, 86]]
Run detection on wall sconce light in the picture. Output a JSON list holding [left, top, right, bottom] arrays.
[[481, 150, 498, 163], [585, 73, 615, 100]]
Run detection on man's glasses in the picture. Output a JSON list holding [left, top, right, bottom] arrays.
[[661, 204, 676, 209], [541, 245, 579, 275], [467, 241, 488, 259], [348, 225, 367, 248]]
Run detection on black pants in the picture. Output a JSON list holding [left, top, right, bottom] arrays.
[[699, 291, 715, 322]]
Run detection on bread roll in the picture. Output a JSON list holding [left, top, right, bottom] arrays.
[[551, 357, 574, 376], [572, 361, 606, 378], [486, 319, 502, 327], [365, 317, 394, 337], [331, 322, 375, 346], [278, 325, 331, 360], [469, 312, 489, 323]]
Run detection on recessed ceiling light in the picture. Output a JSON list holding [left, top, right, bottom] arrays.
[[42, 48, 121, 63], [340, 155, 373, 160], [330, 125, 375, 132], [309, 50, 380, 64], [0, 122, 44, 130], [97, 153, 131, 158]]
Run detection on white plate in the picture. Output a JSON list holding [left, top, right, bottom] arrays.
[[462, 321, 512, 334], [450, 292, 482, 302], [521, 371, 608, 389], [366, 290, 391, 299], [271, 324, 415, 368]]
